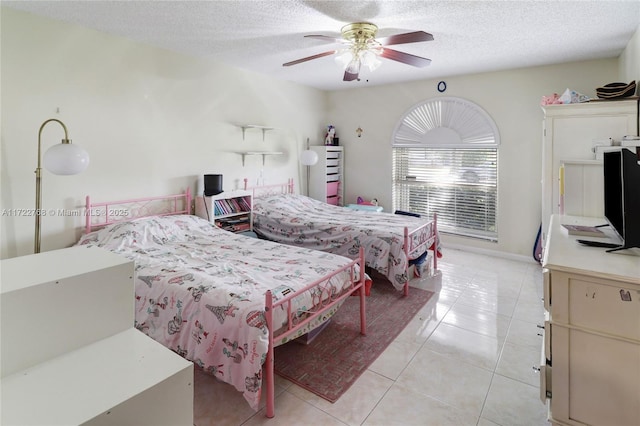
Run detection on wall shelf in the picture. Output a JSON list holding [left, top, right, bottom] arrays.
[[236, 124, 274, 141], [236, 151, 283, 166]]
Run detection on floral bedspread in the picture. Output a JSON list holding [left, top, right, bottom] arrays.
[[252, 194, 439, 290], [75, 214, 358, 410]]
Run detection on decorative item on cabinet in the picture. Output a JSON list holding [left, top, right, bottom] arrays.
[[195, 190, 253, 233]]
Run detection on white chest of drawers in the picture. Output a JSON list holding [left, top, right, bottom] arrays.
[[541, 215, 640, 426]]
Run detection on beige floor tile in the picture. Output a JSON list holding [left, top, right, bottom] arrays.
[[363, 383, 478, 426], [505, 318, 544, 349], [394, 301, 450, 345], [495, 341, 541, 387], [397, 348, 493, 417], [243, 391, 347, 426], [482, 374, 550, 426], [423, 322, 503, 371], [442, 302, 511, 342], [455, 287, 519, 317], [368, 338, 422, 380]]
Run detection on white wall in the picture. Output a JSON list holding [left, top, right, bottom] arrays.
[[326, 59, 619, 257], [1, 8, 327, 258], [620, 24, 640, 83]]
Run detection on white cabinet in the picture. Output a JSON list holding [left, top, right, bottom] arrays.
[[195, 190, 253, 232], [540, 215, 640, 426], [309, 146, 344, 206], [1, 246, 194, 425], [541, 98, 639, 244]]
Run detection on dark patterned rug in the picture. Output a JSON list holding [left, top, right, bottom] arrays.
[[273, 279, 434, 402]]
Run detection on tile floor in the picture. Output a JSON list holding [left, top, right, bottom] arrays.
[[193, 248, 550, 426]]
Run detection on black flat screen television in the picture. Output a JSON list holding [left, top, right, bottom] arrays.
[[603, 147, 640, 252]]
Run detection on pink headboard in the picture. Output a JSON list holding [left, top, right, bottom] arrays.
[[244, 178, 295, 197], [84, 188, 192, 234]]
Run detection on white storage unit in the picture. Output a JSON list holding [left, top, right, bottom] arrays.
[[540, 98, 639, 244], [1, 246, 194, 426], [195, 190, 253, 233], [309, 145, 344, 205], [540, 215, 640, 426]]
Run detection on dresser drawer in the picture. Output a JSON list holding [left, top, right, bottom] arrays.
[[551, 271, 640, 340], [327, 182, 339, 197], [327, 196, 339, 205], [326, 151, 341, 160]]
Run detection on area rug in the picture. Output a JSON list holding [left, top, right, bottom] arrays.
[[273, 279, 434, 402]]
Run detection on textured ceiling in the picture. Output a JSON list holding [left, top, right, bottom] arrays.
[[3, 0, 640, 91]]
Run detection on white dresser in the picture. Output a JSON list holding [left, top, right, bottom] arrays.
[[540, 215, 640, 426]]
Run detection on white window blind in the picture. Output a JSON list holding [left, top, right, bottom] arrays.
[[393, 147, 498, 240], [392, 97, 500, 241]]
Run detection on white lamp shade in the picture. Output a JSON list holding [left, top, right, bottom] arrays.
[[300, 149, 318, 166], [43, 143, 90, 175]]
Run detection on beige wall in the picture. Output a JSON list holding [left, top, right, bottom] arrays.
[[620, 24, 640, 83], [1, 8, 327, 258], [326, 59, 619, 258]]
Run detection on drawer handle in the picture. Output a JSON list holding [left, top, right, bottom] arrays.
[[532, 366, 541, 372]]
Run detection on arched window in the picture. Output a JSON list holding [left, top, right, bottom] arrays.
[[392, 97, 500, 241]]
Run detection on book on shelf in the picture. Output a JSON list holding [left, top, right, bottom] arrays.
[[561, 224, 606, 237]]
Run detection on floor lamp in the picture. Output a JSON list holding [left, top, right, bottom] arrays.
[[299, 139, 318, 196], [34, 118, 90, 253]]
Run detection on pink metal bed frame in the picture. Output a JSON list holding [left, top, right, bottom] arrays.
[[245, 178, 438, 296], [84, 188, 366, 418]]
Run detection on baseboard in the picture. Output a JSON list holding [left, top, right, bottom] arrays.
[[442, 242, 538, 264]]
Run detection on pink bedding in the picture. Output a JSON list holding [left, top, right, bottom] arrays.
[[252, 193, 438, 290], [76, 214, 358, 410]]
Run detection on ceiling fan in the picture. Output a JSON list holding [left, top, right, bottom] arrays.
[[283, 22, 434, 82]]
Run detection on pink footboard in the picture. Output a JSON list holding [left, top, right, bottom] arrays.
[[403, 213, 438, 296], [263, 247, 367, 418]]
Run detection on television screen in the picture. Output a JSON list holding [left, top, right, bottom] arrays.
[[620, 147, 640, 248], [603, 147, 640, 250], [603, 150, 624, 240]]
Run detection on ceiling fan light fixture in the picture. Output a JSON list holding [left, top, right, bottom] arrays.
[[334, 49, 354, 68], [345, 57, 361, 75], [361, 50, 382, 71]]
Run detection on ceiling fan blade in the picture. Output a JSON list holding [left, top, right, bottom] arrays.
[[380, 48, 432, 67], [376, 31, 434, 46], [283, 50, 336, 67], [343, 70, 359, 81], [304, 34, 344, 44]]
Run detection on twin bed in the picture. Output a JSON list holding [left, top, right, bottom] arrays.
[[77, 190, 366, 418], [76, 182, 440, 418], [246, 179, 441, 296]]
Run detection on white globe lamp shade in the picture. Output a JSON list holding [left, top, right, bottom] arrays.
[[300, 150, 318, 166], [43, 143, 90, 175]]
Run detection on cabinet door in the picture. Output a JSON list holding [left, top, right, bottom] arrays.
[[541, 99, 638, 243], [552, 325, 640, 425]]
